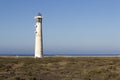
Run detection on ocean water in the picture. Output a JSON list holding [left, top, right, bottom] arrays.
[[0, 53, 120, 56]]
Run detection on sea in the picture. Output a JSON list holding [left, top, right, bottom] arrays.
[[0, 52, 120, 57]]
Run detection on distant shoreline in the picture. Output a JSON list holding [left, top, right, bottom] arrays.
[[0, 55, 120, 58], [0, 53, 120, 57]]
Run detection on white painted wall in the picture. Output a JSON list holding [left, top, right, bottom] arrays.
[[35, 16, 43, 58]]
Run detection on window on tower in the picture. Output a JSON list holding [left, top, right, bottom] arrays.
[[36, 18, 42, 22]]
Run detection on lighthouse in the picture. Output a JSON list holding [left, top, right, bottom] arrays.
[[35, 13, 43, 58]]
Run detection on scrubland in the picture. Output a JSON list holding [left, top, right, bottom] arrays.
[[0, 57, 120, 80]]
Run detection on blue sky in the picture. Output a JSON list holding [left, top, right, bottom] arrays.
[[0, 0, 120, 54]]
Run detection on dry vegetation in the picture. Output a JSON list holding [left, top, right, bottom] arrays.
[[0, 57, 120, 80]]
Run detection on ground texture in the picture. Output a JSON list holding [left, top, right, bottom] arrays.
[[0, 57, 120, 80]]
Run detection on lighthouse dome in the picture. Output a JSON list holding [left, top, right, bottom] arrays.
[[38, 13, 42, 16]]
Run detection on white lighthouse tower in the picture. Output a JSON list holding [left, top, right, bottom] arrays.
[[35, 13, 43, 58]]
